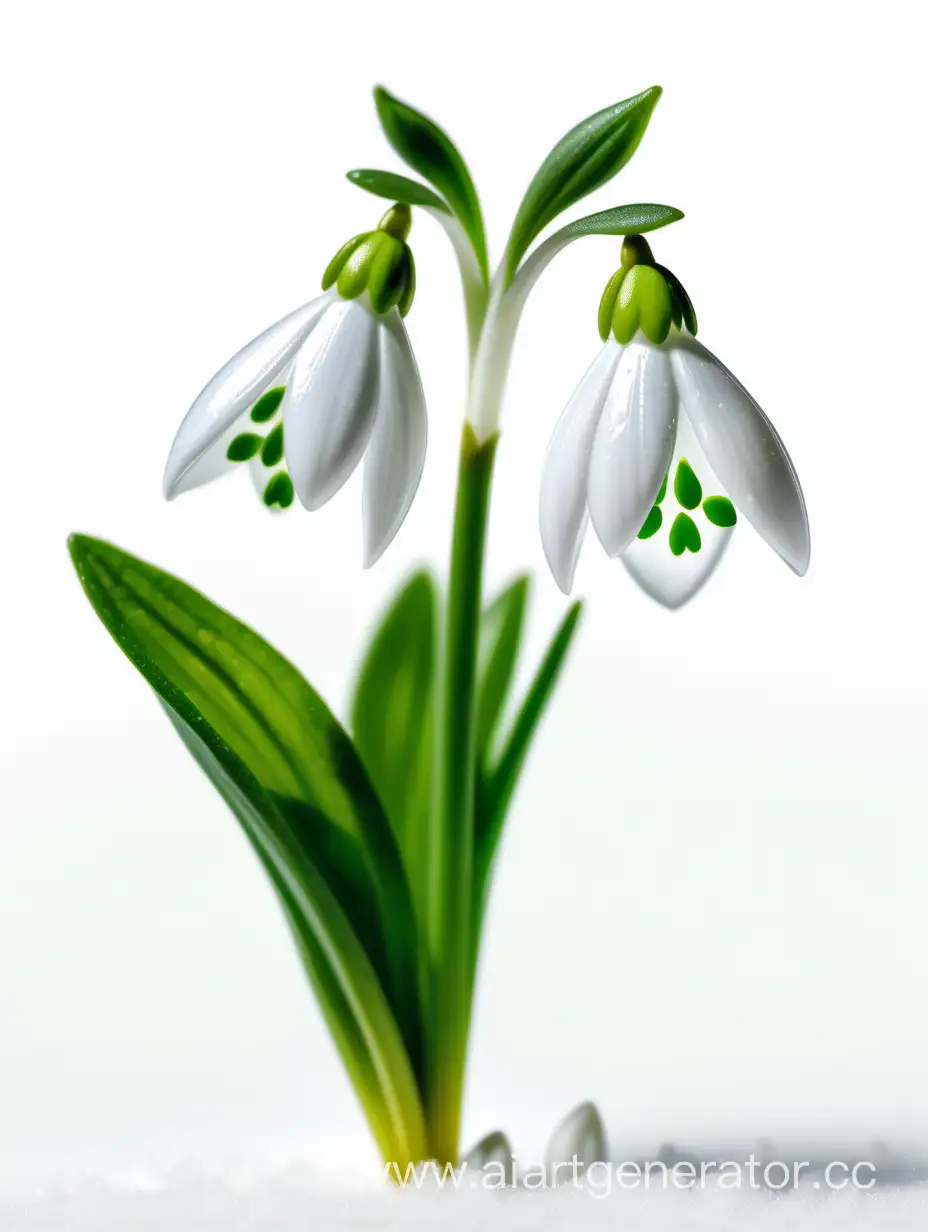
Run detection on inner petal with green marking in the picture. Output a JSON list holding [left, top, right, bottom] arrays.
[[224, 384, 295, 513], [636, 454, 737, 556]]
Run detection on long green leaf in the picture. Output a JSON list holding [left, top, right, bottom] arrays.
[[473, 601, 584, 940], [374, 86, 488, 281], [350, 571, 437, 937], [165, 708, 424, 1164], [505, 87, 663, 280], [475, 576, 529, 763], [68, 534, 427, 1144]]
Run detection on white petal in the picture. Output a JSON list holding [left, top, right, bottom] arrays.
[[539, 342, 623, 593], [621, 411, 734, 608], [669, 333, 810, 575], [362, 313, 427, 567], [163, 297, 327, 498], [545, 1102, 607, 1176], [283, 299, 380, 511], [587, 340, 678, 557], [461, 1130, 514, 1185], [167, 408, 251, 497]]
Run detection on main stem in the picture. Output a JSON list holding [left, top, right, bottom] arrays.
[[426, 421, 498, 1163]]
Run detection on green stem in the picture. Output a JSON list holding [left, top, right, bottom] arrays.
[[426, 422, 498, 1162]]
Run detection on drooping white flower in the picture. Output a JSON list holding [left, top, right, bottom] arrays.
[[539, 236, 809, 604], [163, 206, 427, 567]]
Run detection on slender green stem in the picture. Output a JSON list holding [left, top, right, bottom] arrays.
[[426, 423, 498, 1162]]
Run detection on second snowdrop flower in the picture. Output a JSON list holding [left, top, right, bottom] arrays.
[[163, 205, 427, 566], [540, 235, 810, 605]]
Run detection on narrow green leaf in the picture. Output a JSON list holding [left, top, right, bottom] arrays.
[[373, 86, 488, 280], [165, 707, 425, 1165], [346, 168, 450, 214], [350, 571, 437, 937], [472, 601, 584, 945], [505, 86, 663, 280], [67, 535, 426, 1095], [476, 576, 529, 763], [547, 202, 683, 245]]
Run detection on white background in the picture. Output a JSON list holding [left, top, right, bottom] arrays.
[[2, 0, 926, 1187]]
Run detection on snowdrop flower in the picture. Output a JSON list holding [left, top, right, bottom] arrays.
[[163, 205, 427, 567], [540, 235, 809, 606]]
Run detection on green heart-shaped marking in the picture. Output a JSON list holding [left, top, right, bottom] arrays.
[[669, 511, 702, 555], [263, 471, 294, 509]]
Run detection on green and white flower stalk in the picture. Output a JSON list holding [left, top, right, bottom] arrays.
[[540, 235, 810, 605], [70, 82, 811, 1178]]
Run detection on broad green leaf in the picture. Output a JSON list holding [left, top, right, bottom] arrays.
[[373, 86, 488, 280], [165, 707, 425, 1165], [505, 86, 663, 280], [476, 576, 529, 763], [346, 168, 450, 214], [472, 601, 584, 952], [350, 571, 437, 934], [68, 535, 426, 1100]]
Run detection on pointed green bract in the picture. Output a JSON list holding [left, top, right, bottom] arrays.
[[251, 386, 285, 423], [505, 87, 663, 281], [346, 168, 451, 214], [374, 86, 488, 282], [674, 458, 702, 510], [703, 495, 737, 527], [669, 511, 702, 555], [637, 506, 663, 539], [226, 432, 262, 462]]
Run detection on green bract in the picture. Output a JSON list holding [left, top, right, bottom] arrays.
[[505, 87, 663, 281], [346, 168, 450, 213], [373, 86, 488, 282], [322, 205, 417, 316], [597, 233, 698, 345]]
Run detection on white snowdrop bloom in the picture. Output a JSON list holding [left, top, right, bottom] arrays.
[[539, 235, 809, 604], [163, 205, 427, 567]]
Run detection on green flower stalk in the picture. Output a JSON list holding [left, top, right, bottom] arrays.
[[68, 81, 809, 1173]]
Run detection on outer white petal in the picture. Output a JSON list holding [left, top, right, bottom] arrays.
[[545, 1102, 607, 1177], [587, 339, 678, 557], [539, 342, 623, 594], [163, 297, 327, 498], [621, 411, 734, 608], [669, 333, 810, 575], [361, 312, 427, 567], [283, 299, 380, 511]]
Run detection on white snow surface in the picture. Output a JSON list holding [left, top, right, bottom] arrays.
[[1, 1170, 927, 1230]]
